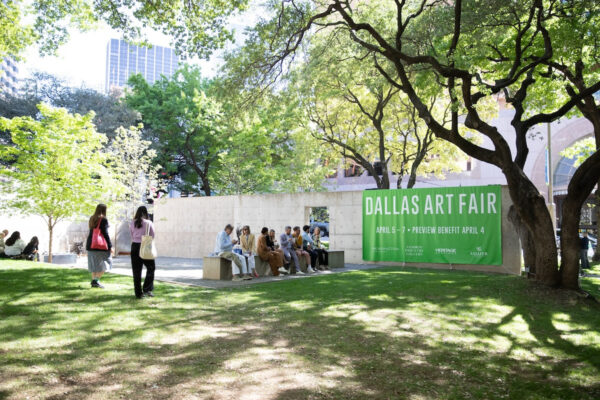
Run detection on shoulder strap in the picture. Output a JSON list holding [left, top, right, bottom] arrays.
[[145, 220, 150, 236], [96, 217, 102, 229]]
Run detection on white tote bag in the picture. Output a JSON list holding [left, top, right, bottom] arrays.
[[139, 221, 157, 260]]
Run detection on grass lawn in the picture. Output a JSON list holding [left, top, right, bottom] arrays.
[[1, 261, 599, 400]]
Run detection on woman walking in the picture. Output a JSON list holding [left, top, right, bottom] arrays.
[[129, 206, 156, 299], [86, 204, 112, 288]]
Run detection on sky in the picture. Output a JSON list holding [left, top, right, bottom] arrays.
[[19, 11, 259, 91]]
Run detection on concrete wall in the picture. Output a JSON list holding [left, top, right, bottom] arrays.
[[154, 186, 521, 275]]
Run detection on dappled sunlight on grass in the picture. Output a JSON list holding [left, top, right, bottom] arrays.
[[1, 260, 600, 399]]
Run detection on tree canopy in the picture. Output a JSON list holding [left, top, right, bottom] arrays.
[[215, 0, 600, 290], [0, 104, 123, 261]]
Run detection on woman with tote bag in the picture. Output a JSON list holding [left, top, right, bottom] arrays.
[[129, 206, 156, 299], [86, 204, 112, 288]]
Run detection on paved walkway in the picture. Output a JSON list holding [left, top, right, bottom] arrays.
[[75, 256, 381, 289]]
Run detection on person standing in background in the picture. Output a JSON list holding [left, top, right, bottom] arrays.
[[580, 231, 590, 276], [86, 204, 112, 288], [129, 206, 156, 299]]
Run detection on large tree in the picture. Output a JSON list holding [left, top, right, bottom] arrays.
[[126, 67, 226, 196], [225, 0, 600, 291], [0, 104, 122, 262], [293, 32, 464, 189], [561, 137, 599, 262]]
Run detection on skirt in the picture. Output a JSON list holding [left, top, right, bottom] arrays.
[[87, 250, 112, 273]]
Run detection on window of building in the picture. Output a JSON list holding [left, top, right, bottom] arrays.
[[554, 155, 578, 187], [344, 162, 363, 177]]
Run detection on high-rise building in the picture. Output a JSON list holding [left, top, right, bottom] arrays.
[[0, 57, 19, 96], [105, 39, 179, 93]]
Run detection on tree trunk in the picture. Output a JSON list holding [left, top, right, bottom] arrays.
[[201, 174, 212, 196], [560, 202, 582, 290], [114, 223, 119, 257], [407, 153, 426, 189], [594, 186, 600, 262], [504, 168, 560, 286], [380, 164, 390, 189], [48, 216, 53, 264], [508, 206, 537, 275], [559, 152, 600, 289]]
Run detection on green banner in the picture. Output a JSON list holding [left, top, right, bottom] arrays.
[[363, 185, 502, 265]]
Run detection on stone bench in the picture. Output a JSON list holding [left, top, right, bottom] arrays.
[[327, 250, 344, 268], [254, 256, 273, 277], [203, 256, 233, 280], [204, 255, 273, 280]]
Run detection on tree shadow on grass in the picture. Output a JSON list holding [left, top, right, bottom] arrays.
[[1, 263, 599, 399]]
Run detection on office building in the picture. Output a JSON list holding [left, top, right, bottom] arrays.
[[105, 39, 179, 93], [0, 57, 19, 96]]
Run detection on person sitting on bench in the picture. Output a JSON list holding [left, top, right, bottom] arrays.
[[293, 226, 315, 273], [280, 226, 304, 275], [311, 226, 329, 269], [214, 224, 252, 281], [266, 229, 286, 274], [257, 227, 285, 276], [22, 236, 40, 261], [3, 231, 26, 258], [240, 225, 258, 277], [301, 225, 321, 270]]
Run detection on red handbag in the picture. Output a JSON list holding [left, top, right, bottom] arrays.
[[91, 218, 109, 251]]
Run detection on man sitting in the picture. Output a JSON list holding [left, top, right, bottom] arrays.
[[280, 226, 304, 275], [293, 226, 315, 273], [214, 224, 252, 281], [301, 225, 321, 270]]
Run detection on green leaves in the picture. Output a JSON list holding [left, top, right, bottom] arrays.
[[126, 66, 226, 196], [0, 103, 118, 225]]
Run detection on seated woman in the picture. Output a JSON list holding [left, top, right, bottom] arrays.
[[22, 236, 40, 261], [257, 227, 285, 276], [3, 231, 26, 258], [267, 229, 285, 256], [240, 225, 258, 277], [312, 227, 329, 269]]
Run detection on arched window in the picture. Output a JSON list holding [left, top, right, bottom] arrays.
[[553, 155, 578, 187]]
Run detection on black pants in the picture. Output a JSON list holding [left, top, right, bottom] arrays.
[[315, 249, 328, 266], [305, 248, 318, 268], [131, 242, 155, 297]]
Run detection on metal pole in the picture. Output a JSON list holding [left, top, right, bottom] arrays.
[[547, 123, 557, 231]]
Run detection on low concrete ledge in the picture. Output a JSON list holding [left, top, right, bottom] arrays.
[[328, 250, 345, 269], [203, 256, 233, 280], [44, 254, 77, 264]]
